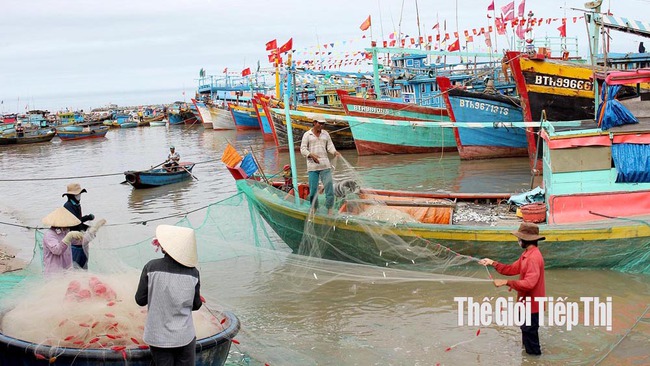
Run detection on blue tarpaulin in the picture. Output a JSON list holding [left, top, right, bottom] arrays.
[[240, 154, 259, 177], [507, 186, 545, 206], [596, 83, 638, 130], [612, 143, 650, 183]]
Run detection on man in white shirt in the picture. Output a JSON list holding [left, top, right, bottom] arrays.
[[300, 119, 341, 215], [164, 145, 181, 172]]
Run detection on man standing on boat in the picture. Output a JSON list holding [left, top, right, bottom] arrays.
[[300, 118, 341, 215], [478, 222, 546, 355], [164, 145, 180, 172]]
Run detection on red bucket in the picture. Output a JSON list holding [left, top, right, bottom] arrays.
[[520, 203, 546, 223]]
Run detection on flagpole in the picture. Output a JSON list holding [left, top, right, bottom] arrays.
[[283, 53, 300, 205], [493, 7, 499, 53]]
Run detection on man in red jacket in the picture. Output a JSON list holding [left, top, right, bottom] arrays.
[[478, 222, 545, 355]]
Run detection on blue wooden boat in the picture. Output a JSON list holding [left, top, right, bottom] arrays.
[[57, 125, 109, 141], [0, 310, 240, 366], [228, 103, 260, 130], [437, 76, 529, 160], [124, 162, 195, 188]]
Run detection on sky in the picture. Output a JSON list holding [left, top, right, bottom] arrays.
[[0, 0, 646, 113]]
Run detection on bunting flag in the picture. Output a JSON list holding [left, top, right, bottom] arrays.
[[221, 144, 243, 168], [279, 38, 293, 53], [241, 68, 251, 77], [265, 39, 277, 51], [447, 38, 460, 52], [501, 1, 515, 21], [360, 15, 371, 31], [557, 21, 566, 37], [517, 0, 526, 18]]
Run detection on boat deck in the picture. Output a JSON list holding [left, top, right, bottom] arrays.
[[551, 95, 650, 134]]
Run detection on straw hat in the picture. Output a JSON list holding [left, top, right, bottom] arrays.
[[62, 183, 87, 197], [511, 222, 545, 241], [156, 225, 198, 268], [42, 207, 82, 228]]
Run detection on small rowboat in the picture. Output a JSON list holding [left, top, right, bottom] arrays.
[[124, 162, 195, 188], [57, 125, 109, 141]]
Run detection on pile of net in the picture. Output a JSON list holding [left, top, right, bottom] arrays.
[[0, 271, 225, 349]]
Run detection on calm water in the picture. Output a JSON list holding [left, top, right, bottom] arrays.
[[0, 125, 648, 365]]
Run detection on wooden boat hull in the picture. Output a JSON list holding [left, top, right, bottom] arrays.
[[0, 130, 56, 145], [0, 311, 240, 366], [124, 164, 195, 189], [266, 108, 355, 151], [57, 126, 109, 140], [252, 95, 275, 140], [237, 179, 650, 272], [209, 106, 235, 130], [229, 104, 260, 130], [338, 91, 448, 121], [349, 118, 457, 155], [437, 77, 528, 160]]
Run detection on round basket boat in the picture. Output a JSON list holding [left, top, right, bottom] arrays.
[[0, 310, 240, 366]]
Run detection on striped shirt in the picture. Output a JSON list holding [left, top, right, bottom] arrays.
[[300, 129, 337, 172], [135, 254, 202, 347]]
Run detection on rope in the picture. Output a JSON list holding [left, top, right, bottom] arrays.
[[593, 304, 650, 365], [0, 158, 221, 182], [0, 193, 244, 230]]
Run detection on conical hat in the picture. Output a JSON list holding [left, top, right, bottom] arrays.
[[156, 225, 198, 268], [42, 207, 81, 228]]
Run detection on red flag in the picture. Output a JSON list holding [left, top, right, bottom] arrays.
[[241, 68, 251, 77], [360, 15, 371, 31], [432, 23, 439, 30], [279, 38, 293, 53], [485, 33, 492, 47], [557, 21, 566, 37], [487, 0, 494, 11], [223, 67, 227, 73], [495, 18, 506, 34], [447, 38, 460, 52], [501, 1, 515, 21], [515, 23, 526, 39], [517, 0, 526, 18], [265, 39, 277, 51]]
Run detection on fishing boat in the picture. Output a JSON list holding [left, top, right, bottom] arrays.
[[0, 311, 240, 366], [437, 76, 529, 160], [252, 94, 275, 140], [0, 129, 56, 145], [261, 103, 355, 151], [337, 90, 455, 155], [124, 162, 196, 189], [228, 69, 650, 273], [149, 120, 167, 127], [56, 125, 109, 141], [228, 103, 260, 130]]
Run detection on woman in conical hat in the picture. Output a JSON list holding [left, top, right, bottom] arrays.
[[135, 225, 201, 365], [41, 207, 106, 277]]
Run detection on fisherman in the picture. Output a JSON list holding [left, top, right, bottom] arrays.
[[281, 164, 293, 193], [41, 207, 105, 277], [483, 77, 497, 95], [62, 183, 96, 269], [135, 225, 202, 366], [15, 121, 24, 138], [164, 145, 180, 172], [300, 118, 341, 215], [478, 222, 546, 355]]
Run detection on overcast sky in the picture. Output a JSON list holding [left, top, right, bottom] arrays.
[[0, 0, 645, 112]]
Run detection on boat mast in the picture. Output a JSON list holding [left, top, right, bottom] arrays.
[[283, 54, 300, 204]]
